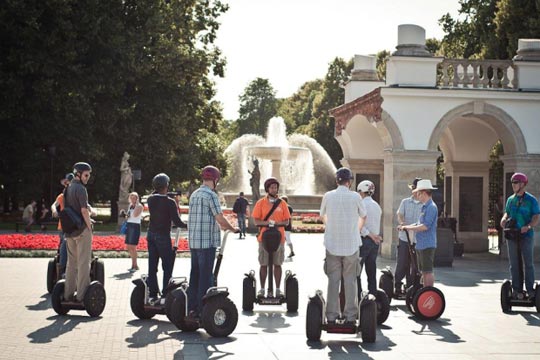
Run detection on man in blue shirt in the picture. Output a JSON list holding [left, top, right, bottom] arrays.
[[500, 172, 540, 299], [399, 179, 438, 287], [187, 165, 238, 319]]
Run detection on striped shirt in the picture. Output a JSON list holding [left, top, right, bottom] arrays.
[[360, 196, 381, 237], [188, 185, 222, 249], [320, 185, 367, 256], [415, 198, 438, 250], [397, 196, 423, 243]]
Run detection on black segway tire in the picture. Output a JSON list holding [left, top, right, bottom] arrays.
[[375, 290, 390, 325], [201, 295, 238, 337], [130, 284, 155, 319], [406, 284, 422, 315], [360, 299, 377, 343], [84, 281, 106, 317], [306, 297, 322, 341], [500, 280, 512, 313], [51, 280, 69, 315], [47, 259, 57, 294], [412, 286, 445, 320], [165, 291, 176, 322], [378, 272, 394, 304], [242, 276, 255, 311], [286, 276, 299, 313], [169, 296, 199, 332], [535, 283, 540, 313], [92, 258, 105, 286]]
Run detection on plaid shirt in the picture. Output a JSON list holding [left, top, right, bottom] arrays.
[[188, 185, 222, 249], [397, 196, 423, 243]]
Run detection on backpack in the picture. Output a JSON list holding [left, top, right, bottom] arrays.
[[232, 198, 241, 214]]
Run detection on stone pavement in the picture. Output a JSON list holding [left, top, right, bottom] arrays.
[[1, 233, 540, 359]]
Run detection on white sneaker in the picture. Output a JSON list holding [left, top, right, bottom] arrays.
[[275, 289, 283, 297], [257, 289, 265, 297]]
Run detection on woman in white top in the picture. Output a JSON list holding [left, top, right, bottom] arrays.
[[121, 192, 143, 272]]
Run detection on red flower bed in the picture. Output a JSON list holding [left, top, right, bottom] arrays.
[[0, 234, 189, 251]]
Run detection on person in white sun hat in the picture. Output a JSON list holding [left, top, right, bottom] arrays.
[[398, 179, 438, 287]]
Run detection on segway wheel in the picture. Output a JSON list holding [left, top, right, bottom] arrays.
[[359, 299, 377, 343], [285, 276, 299, 313], [242, 276, 255, 311], [84, 281, 106, 317], [47, 258, 57, 294], [375, 290, 390, 325], [130, 284, 155, 319], [169, 295, 199, 332], [51, 280, 69, 315], [165, 291, 176, 322], [201, 296, 238, 337], [500, 280, 512, 313], [535, 283, 540, 313], [91, 258, 105, 286], [405, 284, 422, 315], [412, 286, 445, 320], [306, 297, 322, 341], [378, 272, 394, 304]]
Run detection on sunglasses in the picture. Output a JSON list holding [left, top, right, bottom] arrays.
[[511, 180, 521, 184]]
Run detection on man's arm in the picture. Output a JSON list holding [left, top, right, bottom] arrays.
[[215, 213, 238, 232], [81, 207, 92, 230]]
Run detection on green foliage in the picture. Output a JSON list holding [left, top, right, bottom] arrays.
[[438, 0, 540, 59], [375, 50, 391, 81], [0, 0, 229, 214], [237, 78, 278, 136]]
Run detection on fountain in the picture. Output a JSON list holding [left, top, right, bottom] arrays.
[[221, 117, 337, 210]]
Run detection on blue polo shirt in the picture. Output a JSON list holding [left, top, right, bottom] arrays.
[[415, 198, 438, 250]]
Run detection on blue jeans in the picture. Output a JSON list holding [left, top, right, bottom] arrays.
[[59, 232, 68, 268], [237, 213, 246, 235], [188, 247, 216, 315], [359, 237, 379, 295], [146, 231, 174, 297], [394, 240, 412, 290], [507, 235, 536, 294]]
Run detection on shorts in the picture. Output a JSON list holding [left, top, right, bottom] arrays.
[[285, 231, 292, 245], [125, 223, 141, 245], [258, 242, 285, 266], [416, 248, 435, 273]]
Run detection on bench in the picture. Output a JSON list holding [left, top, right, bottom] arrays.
[[15, 221, 58, 232]]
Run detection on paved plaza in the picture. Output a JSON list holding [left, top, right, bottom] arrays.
[[1, 233, 540, 359]]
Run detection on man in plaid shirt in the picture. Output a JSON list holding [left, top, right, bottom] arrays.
[[187, 165, 238, 319]]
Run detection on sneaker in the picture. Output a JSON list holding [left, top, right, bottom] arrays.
[[257, 289, 265, 298], [344, 319, 356, 326], [287, 252, 295, 258], [275, 289, 283, 297]]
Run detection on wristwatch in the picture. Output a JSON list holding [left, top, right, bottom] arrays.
[[527, 225, 532, 230]]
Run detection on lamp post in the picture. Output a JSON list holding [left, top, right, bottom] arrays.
[[48, 146, 56, 205]]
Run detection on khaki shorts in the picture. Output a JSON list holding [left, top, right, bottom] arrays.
[[258, 242, 285, 266], [416, 248, 435, 273]]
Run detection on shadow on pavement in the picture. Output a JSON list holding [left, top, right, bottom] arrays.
[[307, 340, 375, 359], [26, 293, 51, 311], [248, 311, 292, 333], [410, 317, 464, 343], [172, 334, 236, 359], [27, 315, 98, 343], [111, 271, 134, 281], [125, 319, 175, 348]]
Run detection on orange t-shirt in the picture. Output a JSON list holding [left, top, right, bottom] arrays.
[[55, 193, 65, 230], [252, 196, 291, 244]]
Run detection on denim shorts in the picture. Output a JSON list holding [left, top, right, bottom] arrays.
[[125, 223, 141, 245]]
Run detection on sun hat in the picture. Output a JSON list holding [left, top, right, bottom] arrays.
[[413, 179, 437, 192]]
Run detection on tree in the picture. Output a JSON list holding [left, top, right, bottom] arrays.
[[237, 78, 277, 136], [0, 0, 229, 216]]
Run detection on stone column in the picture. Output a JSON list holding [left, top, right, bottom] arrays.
[[381, 149, 440, 258], [513, 39, 540, 90]]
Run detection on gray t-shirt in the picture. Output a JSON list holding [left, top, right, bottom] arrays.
[[64, 179, 89, 236]]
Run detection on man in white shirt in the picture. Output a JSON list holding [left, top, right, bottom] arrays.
[[320, 168, 366, 324], [358, 180, 382, 295]]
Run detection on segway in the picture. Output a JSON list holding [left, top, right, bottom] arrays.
[[47, 252, 105, 294], [167, 230, 239, 337], [500, 227, 540, 313], [242, 224, 298, 312], [306, 284, 377, 343], [130, 228, 186, 321]]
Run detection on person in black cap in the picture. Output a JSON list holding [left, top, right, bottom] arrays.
[[394, 177, 423, 295]]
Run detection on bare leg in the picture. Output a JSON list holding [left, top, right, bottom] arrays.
[[274, 265, 282, 289], [127, 244, 138, 268], [423, 272, 434, 287], [259, 266, 267, 288]]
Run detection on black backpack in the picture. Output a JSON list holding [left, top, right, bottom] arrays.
[[232, 198, 241, 214]]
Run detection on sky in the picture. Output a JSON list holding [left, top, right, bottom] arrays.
[[212, 0, 461, 120]]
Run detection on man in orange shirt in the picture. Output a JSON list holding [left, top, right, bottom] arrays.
[[51, 173, 74, 276], [252, 177, 291, 298]]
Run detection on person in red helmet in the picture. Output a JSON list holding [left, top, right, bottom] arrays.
[[187, 165, 239, 319], [500, 172, 540, 300], [252, 177, 291, 298]]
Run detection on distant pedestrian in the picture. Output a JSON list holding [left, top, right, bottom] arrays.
[[22, 200, 36, 232], [232, 192, 250, 239], [281, 195, 295, 258], [121, 192, 143, 272]]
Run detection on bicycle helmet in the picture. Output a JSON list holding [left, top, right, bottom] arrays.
[[201, 165, 221, 182], [511, 172, 528, 185], [152, 173, 170, 191], [264, 177, 280, 192], [357, 180, 375, 195], [73, 162, 92, 174], [335, 167, 353, 183]]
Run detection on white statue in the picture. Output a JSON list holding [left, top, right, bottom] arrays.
[[119, 152, 133, 200]]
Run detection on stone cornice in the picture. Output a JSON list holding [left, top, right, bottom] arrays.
[[329, 88, 383, 136]]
